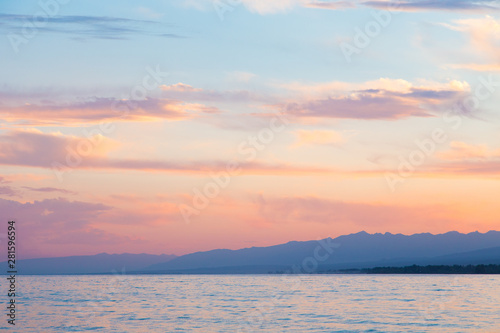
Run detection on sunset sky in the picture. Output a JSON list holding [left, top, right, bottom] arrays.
[[1, 0, 499, 259]]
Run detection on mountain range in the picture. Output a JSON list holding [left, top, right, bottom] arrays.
[[2, 231, 500, 274], [0, 253, 177, 274]]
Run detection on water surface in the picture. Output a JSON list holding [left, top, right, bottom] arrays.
[[1, 275, 499, 332]]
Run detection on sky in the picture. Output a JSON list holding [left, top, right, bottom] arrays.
[[1, 0, 499, 259]]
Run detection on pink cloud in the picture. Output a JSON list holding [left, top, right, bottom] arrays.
[[21, 186, 78, 195], [0, 97, 219, 126], [0, 130, 336, 176], [0, 186, 18, 197], [0, 197, 132, 258], [273, 82, 467, 120]]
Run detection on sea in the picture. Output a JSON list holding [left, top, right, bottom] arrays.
[[0, 274, 499, 332]]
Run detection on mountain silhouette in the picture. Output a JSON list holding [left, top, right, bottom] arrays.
[[0, 253, 176, 274], [3, 231, 500, 274], [144, 230, 500, 273]]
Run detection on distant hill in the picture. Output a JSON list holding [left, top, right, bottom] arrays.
[[428, 246, 500, 265], [350, 264, 500, 274], [0, 253, 177, 275], [3, 231, 500, 275], [143, 231, 500, 273]]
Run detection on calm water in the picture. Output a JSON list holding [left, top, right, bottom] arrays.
[[1, 275, 499, 332]]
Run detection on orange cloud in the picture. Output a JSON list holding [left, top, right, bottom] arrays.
[[160, 83, 203, 92]]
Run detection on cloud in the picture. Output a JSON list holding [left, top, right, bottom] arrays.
[[279, 92, 432, 120], [442, 16, 500, 70], [273, 79, 468, 120], [3, 130, 499, 179], [293, 130, 344, 147], [0, 97, 220, 126], [0, 197, 127, 258], [429, 160, 500, 176], [305, 1, 357, 10], [380, 141, 500, 177], [0, 129, 117, 168], [22, 186, 77, 195], [437, 141, 500, 161], [0, 129, 338, 176], [0, 176, 11, 184], [241, 0, 302, 13], [277, 90, 450, 120], [362, 0, 500, 12], [0, 186, 18, 197], [0, 14, 184, 40], [445, 16, 500, 54], [161, 83, 203, 92], [186, 0, 499, 13], [279, 78, 469, 99]]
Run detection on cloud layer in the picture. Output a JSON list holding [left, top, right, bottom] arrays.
[[0, 14, 184, 40]]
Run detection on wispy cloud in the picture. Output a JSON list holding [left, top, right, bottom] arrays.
[[442, 16, 500, 71], [22, 186, 77, 195], [0, 130, 337, 175], [437, 141, 500, 161], [0, 186, 18, 197], [0, 13, 184, 40], [267, 78, 469, 121], [0, 97, 219, 126], [362, 0, 500, 12], [184, 0, 499, 13], [0, 197, 136, 258], [275, 88, 464, 120], [305, 1, 357, 10]]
